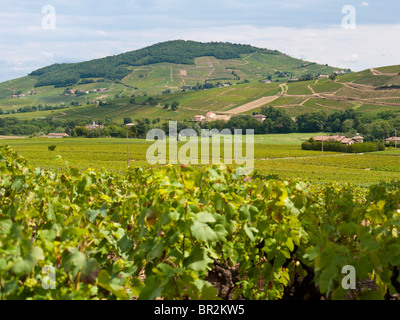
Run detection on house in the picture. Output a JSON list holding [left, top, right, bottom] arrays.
[[85, 122, 104, 130], [340, 138, 357, 146], [262, 79, 272, 84], [319, 74, 329, 79], [314, 134, 346, 143], [206, 112, 216, 119], [385, 137, 400, 144], [252, 114, 266, 123], [353, 134, 364, 143], [193, 115, 206, 123], [48, 133, 69, 139], [314, 134, 364, 145], [213, 115, 231, 122]]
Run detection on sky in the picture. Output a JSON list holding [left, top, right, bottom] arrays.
[[0, 0, 399, 82]]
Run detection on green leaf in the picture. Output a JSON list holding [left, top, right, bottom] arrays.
[[191, 221, 218, 243], [318, 265, 339, 294], [214, 224, 228, 242], [146, 239, 163, 261], [196, 212, 216, 224], [40, 229, 57, 242], [64, 248, 100, 280], [286, 237, 295, 252], [11, 246, 44, 276], [3, 280, 18, 296], [28, 247, 44, 263], [338, 222, 358, 237], [0, 217, 12, 236], [117, 235, 133, 253], [130, 276, 144, 298], [139, 275, 162, 300], [86, 209, 100, 223], [97, 270, 129, 300], [239, 205, 251, 222], [386, 244, 400, 266], [193, 279, 218, 300], [184, 244, 213, 273], [244, 224, 258, 242], [11, 259, 33, 276], [11, 179, 23, 191], [0, 258, 6, 272]]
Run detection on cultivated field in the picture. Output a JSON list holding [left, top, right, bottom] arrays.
[[2, 134, 400, 186]]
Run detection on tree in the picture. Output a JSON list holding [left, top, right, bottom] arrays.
[[329, 73, 337, 82], [75, 126, 89, 137], [341, 119, 355, 133], [171, 101, 179, 111], [124, 117, 133, 125], [370, 119, 393, 142], [297, 112, 327, 133], [273, 114, 298, 133], [331, 118, 342, 132]]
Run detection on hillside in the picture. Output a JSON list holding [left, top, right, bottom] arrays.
[[2, 65, 400, 124], [0, 40, 345, 111], [2, 41, 400, 124]]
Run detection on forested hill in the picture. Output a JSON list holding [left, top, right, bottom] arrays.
[[28, 40, 281, 88]]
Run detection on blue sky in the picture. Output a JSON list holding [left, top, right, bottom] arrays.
[[0, 0, 399, 82]]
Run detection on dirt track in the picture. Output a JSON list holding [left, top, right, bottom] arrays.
[[223, 95, 280, 114]]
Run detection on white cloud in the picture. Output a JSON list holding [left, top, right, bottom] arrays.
[[362, 2, 369, 7], [1, 5, 400, 82], [169, 23, 400, 71]]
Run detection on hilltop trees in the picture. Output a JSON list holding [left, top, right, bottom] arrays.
[[29, 40, 281, 88]]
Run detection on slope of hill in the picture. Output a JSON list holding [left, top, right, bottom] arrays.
[[4, 66, 400, 124], [3, 40, 400, 124], [0, 40, 345, 110]]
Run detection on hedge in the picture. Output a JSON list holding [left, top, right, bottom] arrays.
[[301, 141, 385, 153]]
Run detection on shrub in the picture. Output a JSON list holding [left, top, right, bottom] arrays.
[[48, 145, 56, 151]]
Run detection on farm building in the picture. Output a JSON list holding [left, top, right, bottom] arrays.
[[193, 115, 206, 123], [314, 134, 364, 145], [86, 122, 104, 130], [48, 133, 69, 139], [206, 112, 217, 119], [193, 112, 231, 123], [252, 114, 266, 123], [385, 137, 400, 144]]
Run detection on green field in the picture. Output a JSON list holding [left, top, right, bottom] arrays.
[[2, 134, 400, 186]]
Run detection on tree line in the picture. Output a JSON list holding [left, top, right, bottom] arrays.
[[203, 107, 400, 142], [2, 105, 400, 142]]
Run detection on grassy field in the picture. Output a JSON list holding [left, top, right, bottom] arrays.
[[2, 134, 400, 186]]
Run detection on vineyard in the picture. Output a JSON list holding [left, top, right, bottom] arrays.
[[1, 145, 400, 300]]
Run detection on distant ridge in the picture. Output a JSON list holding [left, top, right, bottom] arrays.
[[28, 40, 282, 88]]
